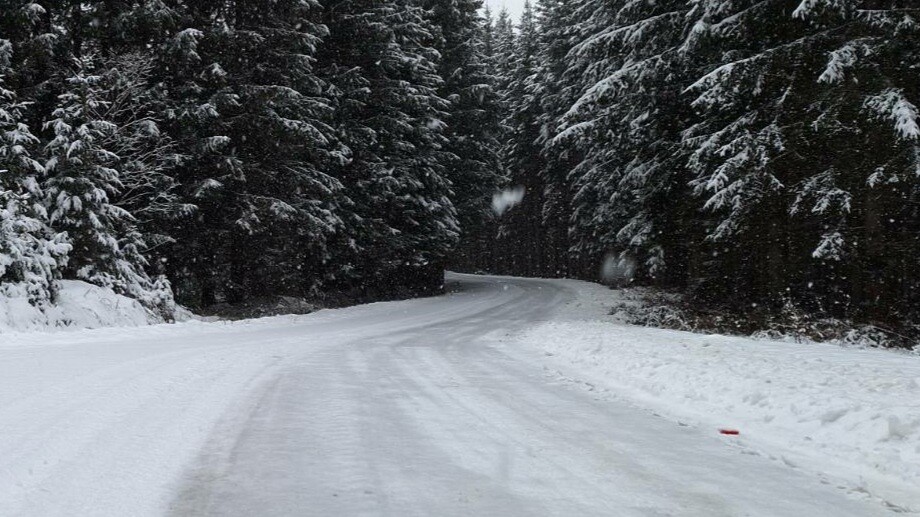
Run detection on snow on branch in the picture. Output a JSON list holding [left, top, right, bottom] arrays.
[[818, 42, 872, 84], [793, 0, 848, 19], [864, 89, 920, 141]]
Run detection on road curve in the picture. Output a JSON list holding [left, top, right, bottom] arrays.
[[0, 274, 890, 516], [168, 274, 888, 517]]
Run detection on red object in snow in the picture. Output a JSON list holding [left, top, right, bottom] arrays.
[[719, 429, 740, 435]]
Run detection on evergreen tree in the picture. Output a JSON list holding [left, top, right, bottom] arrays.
[[147, 18, 229, 307], [559, 0, 695, 283], [496, 1, 546, 276], [0, 2, 53, 82], [684, 0, 920, 318], [481, 6, 496, 62], [157, 0, 349, 304], [43, 56, 174, 315], [0, 40, 68, 305], [318, 0, 459, 294], [789, 1, 920, 318], [423, 0, 503, 266], [492, 8, 516, 100], [530, 0, 583, 277], [492, 8, 516, 138]]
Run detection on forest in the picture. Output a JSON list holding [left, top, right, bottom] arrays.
[[1, 0, 919, 335], [466, 0, 920, 337], [0, 0, 501, 316]]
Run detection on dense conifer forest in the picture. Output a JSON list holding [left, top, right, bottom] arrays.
[[464, 0, 920, 336], [1, 0, 919, 334], [0, 0, 496, 314]]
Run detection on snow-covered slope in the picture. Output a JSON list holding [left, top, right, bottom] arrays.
[[507, 277, 920, 512], [0, 280, 163, 334]]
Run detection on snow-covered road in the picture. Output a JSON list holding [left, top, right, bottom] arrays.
[[0, 274, 906, 516]]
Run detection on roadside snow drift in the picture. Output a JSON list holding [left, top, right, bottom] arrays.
[[0, 280, 161, 334], [512, 279, 920, 511]]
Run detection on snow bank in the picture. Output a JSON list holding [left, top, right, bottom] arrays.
[[0, 280, 162, 334], [514, 282, 920, 511]]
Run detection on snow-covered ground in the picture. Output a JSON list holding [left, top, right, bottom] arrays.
[[502, 277, 920, 512], [0, 273, 916, 515], [0, 280, 163, 333]]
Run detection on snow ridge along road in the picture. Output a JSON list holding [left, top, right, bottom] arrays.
[[0, 274, 912, 516]]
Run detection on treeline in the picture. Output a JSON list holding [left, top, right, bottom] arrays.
[[6, 0, 920, 329], [0, 0, 502, 315], [464, 0, 920, 327]]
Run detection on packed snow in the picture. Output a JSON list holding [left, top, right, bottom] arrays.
[[0, 273, 916, 515]]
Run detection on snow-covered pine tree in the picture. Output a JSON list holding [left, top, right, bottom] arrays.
[[789, 1, 920, 319], [681, 0, 810, 306], [494, 8, 516, 87], [43, 56, 174, 316], [683, 0, 920, 319], [529, 0, 584, 277], [557, 0, 695, 284], [0, 2, 56, 90], [219, 0, 347, 300], [154, 0, 349, 304], [423, 0, 503, 270], [141, 14, 232, 307], [492, 8, 516, 147], [0, 40, 69, 306], [481, 8, 516, 163], [318, 0, 459, 295], [47, 2, 192, 297], [495, 1, 548, 276], [481, 6, 496, 61], [87, 0, 180, 54]]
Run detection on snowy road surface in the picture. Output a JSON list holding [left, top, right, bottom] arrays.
[[0, 274, 909, 516]]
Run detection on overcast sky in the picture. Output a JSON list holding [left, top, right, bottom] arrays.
[[484, 0, 526, 20]]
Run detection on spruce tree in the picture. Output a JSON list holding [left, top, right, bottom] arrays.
[[497, 1, 546, 276], [148, 18, 229, 307], [319, 0, 459, 294], [157, 0, 348, 304], [481, 6, 496, 64], [43, 56, 174, 315], [790, 1, 920, 318], [530, 0, 583, 277], [0, 40, 68, 305], [423, 0, 503, 267], [682, 0, 808, 306], [684, 0, 920, 317], [558, 0, 694, 283], [493, 8, 516, 91]]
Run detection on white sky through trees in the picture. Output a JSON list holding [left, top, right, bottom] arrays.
[[484, 0, 525, 20]]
